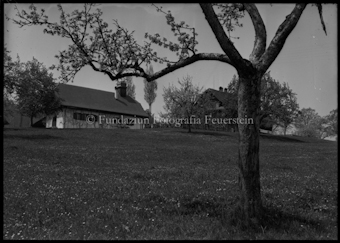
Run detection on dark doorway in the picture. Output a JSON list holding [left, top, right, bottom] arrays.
[[52, 116, 57, 128]]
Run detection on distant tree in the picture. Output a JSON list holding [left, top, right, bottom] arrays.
[[295, 108, 329, 139], [15, 57, 62, 126], [222, 72, 299, 134], [272, 83, 300, 135], [3, 98, 16, 126], [144, 64, 158, 113], [163, 75, 203, 132], [117, 76, 135, 99], [295, 108, 320, 127], [3, 46, 20, 120], [324, 108, 338, 138], [144, 64, 157, 128], [144, 108, 154, 127], [4, 45, 19, 94]]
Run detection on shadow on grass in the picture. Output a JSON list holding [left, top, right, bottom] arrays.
[[161, 196, 238, 221], [260, 134, 306, 143], [177, 130, 235, 138], [4, 134, 64, 140], [259, 205, 325, 233], [160, 195, 325, 234]]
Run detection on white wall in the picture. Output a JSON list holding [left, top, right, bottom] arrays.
[[45, 115, 53, 128]]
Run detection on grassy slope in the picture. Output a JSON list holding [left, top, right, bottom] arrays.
[[3, 128, 338, 240]]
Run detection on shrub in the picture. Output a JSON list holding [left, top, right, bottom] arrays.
[[296, 127, 319, 138]]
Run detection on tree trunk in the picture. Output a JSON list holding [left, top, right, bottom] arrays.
[[30, 116, 34, 127], [237, 72, 263, 225], [149, 104, 153, 128]]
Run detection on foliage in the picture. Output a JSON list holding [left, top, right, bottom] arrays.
[[8, 3, 327, 83], [3, 98, 17, 122], [144, 64, 157, 113], [8, 3, 265, 82], [9, 4, 173, 82], [163, 75, 203, 132], [295, 108, 320, 127], [213, 3, 245, 40], [295, 108, 330, 139], [144, 108, 154, 127], [117, 76, 135, 99], [146, 4, 199, 62], [3, 46, 20, 119], [4, 45, 20, 94], [324, 108, 337, 137], [296, 126, 319, 138], [14, 57, 62, 124]]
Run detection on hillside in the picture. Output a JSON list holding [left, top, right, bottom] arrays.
[[3, 127, 337, 240]]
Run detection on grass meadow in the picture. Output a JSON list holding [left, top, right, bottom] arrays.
[[3, 127, 338, 239]]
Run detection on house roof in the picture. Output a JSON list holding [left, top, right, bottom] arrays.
[[203, 88, 229, 103], [57, 84, 148, 117]]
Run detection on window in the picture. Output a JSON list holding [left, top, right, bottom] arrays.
[[73, 112, 90, 121], [73, 113, 81, 120]]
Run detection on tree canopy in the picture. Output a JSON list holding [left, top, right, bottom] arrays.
[[144, 64, 157, 113], [162, 75, 203, 132], [14, 57, 62, 125], [10, 3, 326, 84], [218, 72, 299, 132], [295, 108, 337, 139], [4, 45, 20, 95]]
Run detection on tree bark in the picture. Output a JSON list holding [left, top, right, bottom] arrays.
[[30, 116, 33, 127], [237, 71, 263, 225]]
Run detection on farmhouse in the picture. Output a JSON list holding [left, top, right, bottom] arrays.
[[45, 81, 149, 129], [198, 87, 231, 115], [193, 87, 238, 131]]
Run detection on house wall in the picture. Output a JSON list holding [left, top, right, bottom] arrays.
[[260, 129, 272, 134], [46, 115, 53, 128], [46, 107, 147, 129]]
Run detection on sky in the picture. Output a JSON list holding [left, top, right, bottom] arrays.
[[4, 3, 338, 117]]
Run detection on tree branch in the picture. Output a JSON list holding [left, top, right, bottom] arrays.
[[257, 3, 307, 74], [87, 61, 116, 80], [199, 3, 246, 70], [138, 53, 232, 82], [244, 4, 267, 62]]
